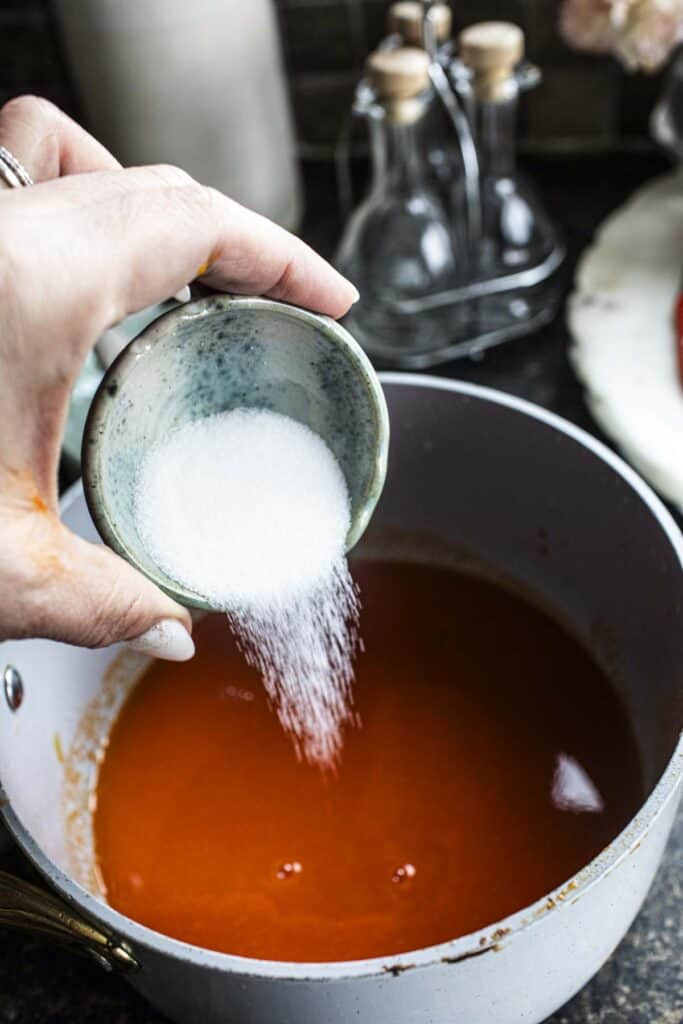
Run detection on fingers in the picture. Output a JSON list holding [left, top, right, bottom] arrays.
[[16, 514, 194, 657], [0, 95, 120, 184], [199, 194, 359, 319], [0, 470, 193, 658], [90, 171, 358, 320], [3, 166, 358, 326], [105, 177, 359, 321], [0, 98, 357, 318], [58, 529, 193, 652]]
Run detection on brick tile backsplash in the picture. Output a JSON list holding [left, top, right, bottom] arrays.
[[0, 11, 77, 115], [521, 0, 574, 62], [290, 72, 359, 154], [275, 0, 667, 155], [0, 0, 78, 116], [524, 60, 619, 140], [618, 67, 665, 137], [451, 0, 529, 38], [0, 0, 669, 159], [0, 0, 45, 20], [277, 2, 364, 74]]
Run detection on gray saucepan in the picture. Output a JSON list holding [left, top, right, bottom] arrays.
[[0, 375, 681, 1024]]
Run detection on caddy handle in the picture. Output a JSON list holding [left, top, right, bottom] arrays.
[[0, 869, 138, 973]]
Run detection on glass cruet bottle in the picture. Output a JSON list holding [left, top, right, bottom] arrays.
[[456, 22, 556, 280], [335, 46, 462, 361], [384, 2, 471, 226]]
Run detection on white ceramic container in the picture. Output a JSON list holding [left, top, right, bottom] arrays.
[[54, 0, 302, 230]]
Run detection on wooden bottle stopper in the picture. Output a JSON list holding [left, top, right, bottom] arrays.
[[458, 21, 524, 100], [366, 46, 431, 122], [387, 2, 453, 47], [366, 45, 431, 123]]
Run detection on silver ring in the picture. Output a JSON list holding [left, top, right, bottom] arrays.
[[0, 145, 34, 188]]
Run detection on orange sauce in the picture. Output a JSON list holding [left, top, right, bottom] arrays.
[[95, 560, 643, 961]]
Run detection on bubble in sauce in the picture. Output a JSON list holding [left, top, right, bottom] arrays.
[[277, 861, 303, 881], [391, 863, 417, 884]]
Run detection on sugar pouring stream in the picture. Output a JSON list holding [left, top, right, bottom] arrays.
[[133, 408, 361, 767], [82, 293, 389, 767]]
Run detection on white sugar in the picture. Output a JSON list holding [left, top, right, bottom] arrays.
[[134, 408, 359, 768]]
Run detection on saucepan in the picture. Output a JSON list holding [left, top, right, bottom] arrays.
[[0, 376, 681, 1024]]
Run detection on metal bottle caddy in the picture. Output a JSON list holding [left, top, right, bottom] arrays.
[[335, 6, 565, 368]]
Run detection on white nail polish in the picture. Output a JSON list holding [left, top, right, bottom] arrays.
[[127, 619, 195, 661], [174, 285, 191, 303], [95, 325, 128, 369]]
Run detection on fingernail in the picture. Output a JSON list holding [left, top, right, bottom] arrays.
[[350, 286, 360, 305], [174, 285, 191, 303], [127, 619, 195, 661], [95, 326, 128, 369]]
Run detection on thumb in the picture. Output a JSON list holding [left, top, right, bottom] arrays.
[[34, 525, 195, 660]]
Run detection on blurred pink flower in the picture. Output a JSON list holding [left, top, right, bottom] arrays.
[[560, 0, 619, 53], [560, 0, 683, 70]]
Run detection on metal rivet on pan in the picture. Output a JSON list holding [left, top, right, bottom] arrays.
[[3, 665, 23, 712]]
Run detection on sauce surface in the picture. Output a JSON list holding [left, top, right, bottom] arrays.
[[95, 561, 643, 961]]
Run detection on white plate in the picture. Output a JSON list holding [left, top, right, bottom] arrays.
[[568, 171, 683, 512]]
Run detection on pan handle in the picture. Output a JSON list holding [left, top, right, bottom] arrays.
[[0, 870, 139, 973]]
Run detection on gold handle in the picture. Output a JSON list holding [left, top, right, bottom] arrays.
[[0, 870, 138, 973]]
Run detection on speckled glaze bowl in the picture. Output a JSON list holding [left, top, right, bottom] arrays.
[[82, 293, 389, 610]]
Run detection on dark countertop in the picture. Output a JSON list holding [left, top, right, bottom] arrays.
[[1, 151, 681, 1023]]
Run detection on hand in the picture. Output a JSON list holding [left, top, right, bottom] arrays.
[[0, 96, 358, 659]]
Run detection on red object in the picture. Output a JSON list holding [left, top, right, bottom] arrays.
[[676, 291, 683, 388]]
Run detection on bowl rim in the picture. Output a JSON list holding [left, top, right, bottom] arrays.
[[5, 373, 682, 981], [81, 292, 390, 610]]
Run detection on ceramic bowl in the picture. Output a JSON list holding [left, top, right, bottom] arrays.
[[82, 293, 389, 610], [63, 302, 178, 470]]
